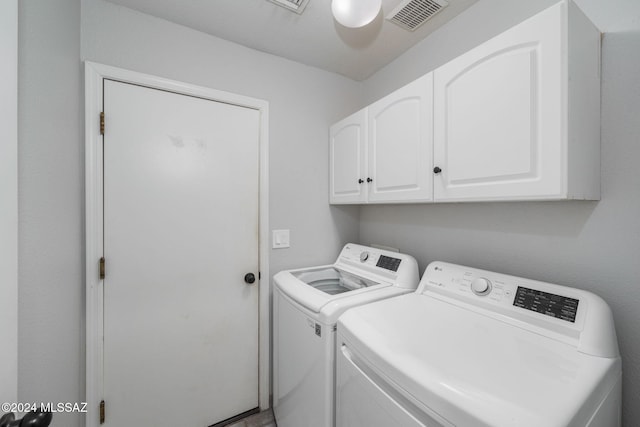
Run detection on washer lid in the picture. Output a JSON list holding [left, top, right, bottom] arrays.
[[338, 294, 621, 427]]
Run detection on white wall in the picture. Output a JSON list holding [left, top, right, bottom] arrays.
[[358, 1, 640, 426], [0, 0, 18, 407], [18, 0, 361, 426], [18, 1, 83, 426]]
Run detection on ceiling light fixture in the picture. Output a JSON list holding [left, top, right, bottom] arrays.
[[331, 0, 382, 28]]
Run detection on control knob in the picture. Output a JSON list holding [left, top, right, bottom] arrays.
[[471, 277, 492, 296], [360, 251, 369, 262]]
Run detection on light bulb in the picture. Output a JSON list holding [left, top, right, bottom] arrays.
[[331, 0, 382, 28]]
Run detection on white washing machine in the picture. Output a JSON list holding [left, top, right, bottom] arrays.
[[336, 261, 622, 427], [273, 243, 419, 427]]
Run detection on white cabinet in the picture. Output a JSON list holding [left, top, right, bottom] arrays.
[[330, 74, 433, 204], [368, 73, 433, 203], [329, 109, 367, 204], [433, 1, 601, 201], [330, 1, 600, 205]]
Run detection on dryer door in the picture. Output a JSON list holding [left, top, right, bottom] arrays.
[[336, 336, 453, 427]]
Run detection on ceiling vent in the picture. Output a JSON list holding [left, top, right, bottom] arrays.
[[386, 0, 449, 31], [267, 0, 311, 14]]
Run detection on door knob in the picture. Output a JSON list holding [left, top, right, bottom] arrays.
[[366, 177, 373, 183], [244, 273, 256, 284], [433, 166, 442, 174], [358, 179, 364, 184]]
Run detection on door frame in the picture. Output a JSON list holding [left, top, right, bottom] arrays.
[[0, 0, 18, 405], [84, 61, 270, 427]]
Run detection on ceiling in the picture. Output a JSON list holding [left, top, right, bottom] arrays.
[[103, 0, 479, 81], [104, 0, 640, 81]]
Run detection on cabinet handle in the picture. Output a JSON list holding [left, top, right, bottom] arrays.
[[367, 177, 373, 183], [433, 167, 442, 174], [358, 179, 364, 184]]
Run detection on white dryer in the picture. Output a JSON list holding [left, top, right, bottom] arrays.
[[336, 261, 622, 427], [273, 243, 419, 427]]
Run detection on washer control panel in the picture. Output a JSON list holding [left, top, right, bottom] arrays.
[[340, 245, 402, 272], [335, 244, 419, 290]]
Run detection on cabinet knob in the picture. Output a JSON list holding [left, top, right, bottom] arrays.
[[358, 179, 364, 184], [367, 177, 373, 183], [433, 167, 442, 174]]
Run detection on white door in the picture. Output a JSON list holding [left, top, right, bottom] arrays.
[[433, 3, 563, 201], [368, 73, 433, 203], [330, 108, 368, 204], [102, 80, 260, 426]]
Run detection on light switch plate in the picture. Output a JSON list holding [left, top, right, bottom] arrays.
[[272, 229, 290, 249]]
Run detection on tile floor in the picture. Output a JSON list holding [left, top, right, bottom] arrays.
[[224, 409, 276, 427]]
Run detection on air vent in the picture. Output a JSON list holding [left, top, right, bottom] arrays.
[[387, 0, 449, 31], [267, 0, 311, 14]]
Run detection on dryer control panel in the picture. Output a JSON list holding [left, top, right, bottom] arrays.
[[419, 261, 619, 358], [513, 286, 579, 323]]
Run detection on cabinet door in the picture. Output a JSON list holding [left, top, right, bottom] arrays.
[[330, 109, 367, 204], [433, 3, 564, 201], [368, 73, 434, 203]]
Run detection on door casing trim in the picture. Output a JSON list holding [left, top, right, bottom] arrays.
[[85, 61, 270, 427], [0, 0, 18, 405]]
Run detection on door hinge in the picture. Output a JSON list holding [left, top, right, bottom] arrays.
[[99, 400, 105, 424], [100, 112, 105, 135], [99, 257, 105, 280]]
